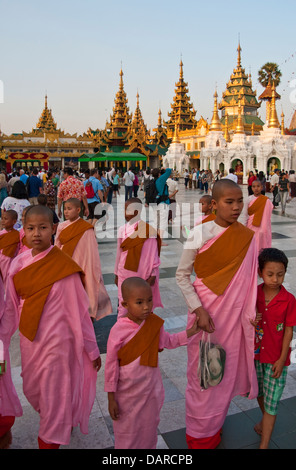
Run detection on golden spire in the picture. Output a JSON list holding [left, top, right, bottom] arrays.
[[237, 41, 242, 68], [281, 110, 285, 135], [179, 59, 184, 80], [158, 108, 162, 127], [235, 97, 244, 134], [224, 113, 230, 142], [172, 118, 180, 143], [210, 90, 222, 131], [268, 81, 280, 128]]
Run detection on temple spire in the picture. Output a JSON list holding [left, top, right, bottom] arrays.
[[209, 90, 222, 131], [268, 81, 280, 129], [235, 96, 244, 134], [237, 40, 242, 68]]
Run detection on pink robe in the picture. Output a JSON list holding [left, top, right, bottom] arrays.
[[247, 195, 273, 252], [55, 219, 112, 320], [104, 316, 188, 449], [185, 228, 258, 441], [0, 229, 19, 289], [115, 221, 163, 318], [0, 270, 23, 420], [4, 246, 100, 445], [18, 228, 30, 255]]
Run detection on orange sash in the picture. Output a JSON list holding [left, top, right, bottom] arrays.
[[202, 213, 216, 224], [59, 218, 94, 257], [194, 222, 254, 296], [0, 229, 20, 257], [21, 234, 31, 248], [13, 246, 84, 342], [247, 195, 268, 227], [117, 313, 164, 367], [120, 220, 161, 272]]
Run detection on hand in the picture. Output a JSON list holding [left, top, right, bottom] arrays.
[[146, 275, 156, 286], [84, 207, 89, 218], [58, 210, 62, 219], [193, 306, 215, 333], [108, 393, 119, 420], [250, 311, 262, 328], [272, 359, 285, 379], [186, 317, 200, 338], [93, 356, 101, 372]]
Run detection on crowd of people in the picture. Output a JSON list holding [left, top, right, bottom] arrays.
[[0, 163, 295, 451]]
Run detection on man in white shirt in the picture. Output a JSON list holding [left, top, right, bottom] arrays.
[[123, 169, 135, 201], [270, 168, 280, 207], [223, 168, 238, 183]]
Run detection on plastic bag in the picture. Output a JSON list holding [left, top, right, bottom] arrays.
[[197, 331, 226, 390]]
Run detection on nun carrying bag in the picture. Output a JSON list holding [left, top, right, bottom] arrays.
[[197, 331, 226, 390]]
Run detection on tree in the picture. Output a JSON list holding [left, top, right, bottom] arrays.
[[258, 62, 282, 88]]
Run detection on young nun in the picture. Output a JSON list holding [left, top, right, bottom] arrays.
[[239, 179, 273, 252], [4, 205, 101, 449], [194, 195, 216, 226], [55, 197, 112, 321], [114, 197, 163, 319], [176, 179, 258, 449], [0, 210, 20, 288], [104, 276, 199, 449]]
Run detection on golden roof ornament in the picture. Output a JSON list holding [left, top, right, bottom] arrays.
[[268, 81, 280, 129], [209, 90, 222, 131], [235, 97, 245, 134]]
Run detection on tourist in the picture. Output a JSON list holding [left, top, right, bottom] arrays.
[[112, 169, 120, 197], [176, 179, 258, 449], [133, 171, 139, 197], [167, 175, 179, 223], [19, 169, 28, 186], [7, 172, 20, 195], [288, 170, 296, 201], [83, 169, 104, 226], [57, 167, 89, 219], [240, 179, 273, 252], [153, 167, 171, 245], [184, 169, 189, 189], [27, 168, 43, 205], [251, 248, 296, 449], [247, 171, 256, 195], [278, 171, 289, 215], [43, 171, 56, 211], [270, 168, 280, 207], [192, 169, 197, 189], [4, 204, 101, 448], [104, 276, 199, 449], [223, 168, 237, 184], [114, 198, 163, 319], [141, 168, 153, 205], [123, 168, 135, 201], [1, 181, 30, 230], [55, 198, 112, 322]]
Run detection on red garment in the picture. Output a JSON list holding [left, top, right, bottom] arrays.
[[38, 437, 60, 449], [0, 415, 15, 437], [186, 429, 222, 449], [57, 175, 86, 202], [255, 284, 296, 366], [248, 175, 256, 186]]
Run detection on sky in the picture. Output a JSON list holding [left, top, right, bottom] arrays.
[[0, 0, 295, 136]]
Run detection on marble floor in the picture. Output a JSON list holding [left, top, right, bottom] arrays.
[[7, 183, 296, 449]]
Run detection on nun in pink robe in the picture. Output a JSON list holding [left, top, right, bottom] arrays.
[[115, 220, 163, 319], [55, 219, 112, 320], [104, 315, 188, 449], [0, 268, 23, 436], [18, 228, 30, 255], [0, 229, 19, 289], [176, 221, 258, 447], [4, 246, 100, 446], [246, 195, 273, 252]]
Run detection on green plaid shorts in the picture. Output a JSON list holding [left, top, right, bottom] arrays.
[[255, 360, 288, 415]]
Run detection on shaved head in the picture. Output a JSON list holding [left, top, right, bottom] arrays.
[[121, 277, 151, 301], [4, 210, 18, 221], [212, 179, 241, 201], [65, 198, 81, 208], [200, 195, 212, 204], [24, 204, 53, 225]]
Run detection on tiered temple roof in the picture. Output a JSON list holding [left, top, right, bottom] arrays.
[[36, 95, 57, 132], [165, 60, 197, 133], [219, 43, 264, 135]]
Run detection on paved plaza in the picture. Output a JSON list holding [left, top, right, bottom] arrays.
[[7, 182, 296, 449]]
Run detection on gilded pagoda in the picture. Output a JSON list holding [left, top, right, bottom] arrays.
[[219, 43, 264, 135]]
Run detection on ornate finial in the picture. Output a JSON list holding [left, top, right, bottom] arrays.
[[210, 90, 222, 131], [179, 57, 184, 80], [281, 109, 285, 135], [224, 113, 230, 142], [235, 97, 244, 134], [268, 81, 280, 129], [172, 118, 180, 143], [237, 37, 242, 68]]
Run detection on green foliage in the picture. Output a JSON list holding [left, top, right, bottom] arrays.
[[258, 62, 282, 88]]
